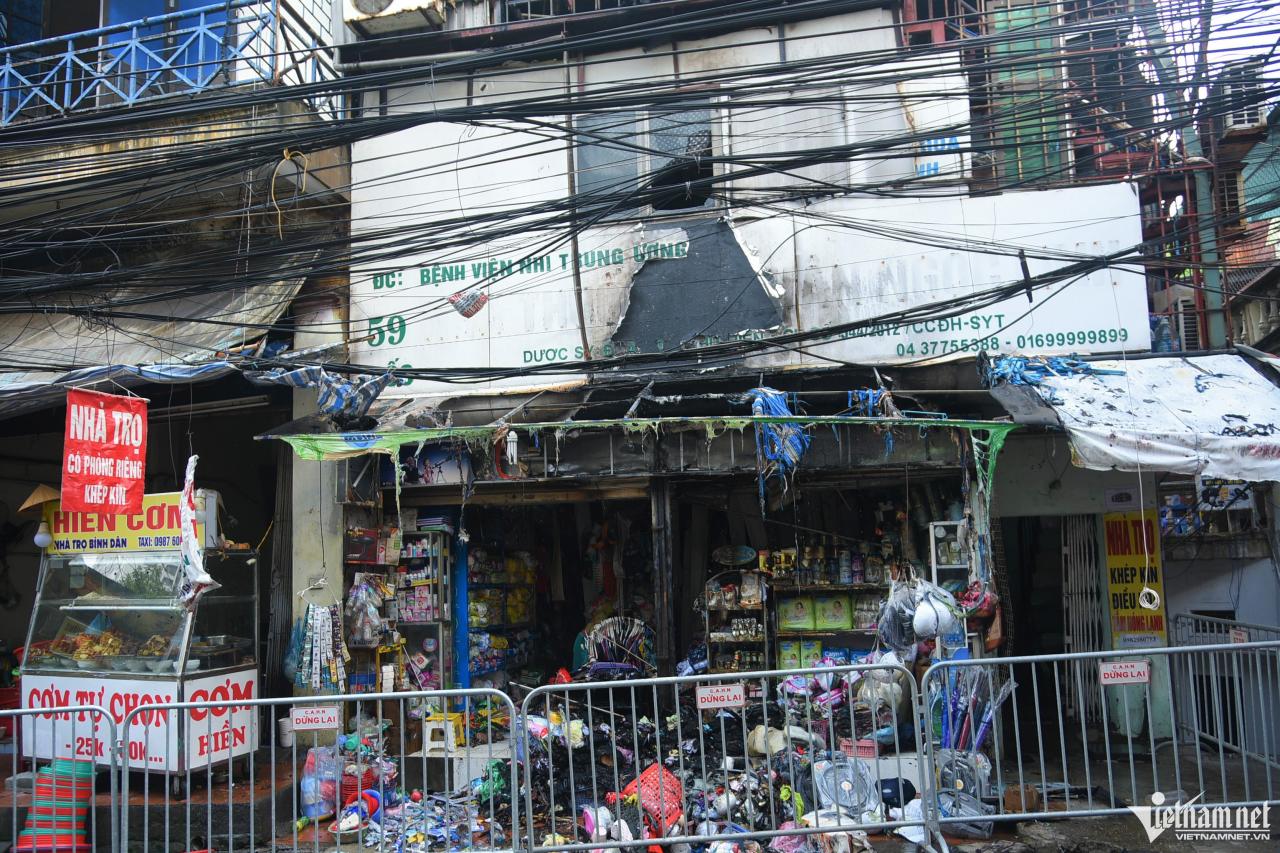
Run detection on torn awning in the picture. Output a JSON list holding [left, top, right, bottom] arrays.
[[0, 248, 319, 419], [997, 353, 1280, 480]]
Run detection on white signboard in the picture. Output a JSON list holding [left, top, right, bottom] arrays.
[[696, 683, 746, 709], [1229, 627, 1250, 644], [350, 184, 1149, 396], [183, 670, 259, 768], [22, 669, 258, 772], [23, 674, 180, 770], [292, 705, 341, 731], [1099, 660, 1150, 686]]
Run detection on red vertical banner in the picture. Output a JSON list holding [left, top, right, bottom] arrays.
[[61, 389, 148, 514]]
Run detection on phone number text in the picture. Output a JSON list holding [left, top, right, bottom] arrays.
[[894, 327, 1130, 357]]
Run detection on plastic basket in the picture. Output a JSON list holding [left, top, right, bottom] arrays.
[[852, 739, 878, 758], [28, 807, 90, 820], [17, 827, 87, 838], [49, 759, 96, 777], [14, 835, 91, 853], [23, 814, 86, 824], [34, 780, 94, 796], [340, 769, 377, 805], [621, 764, 683, 832]]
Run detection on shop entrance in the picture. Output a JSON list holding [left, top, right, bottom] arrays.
[[454, 498, 656, 694], [1002, 516, 1065, 658]]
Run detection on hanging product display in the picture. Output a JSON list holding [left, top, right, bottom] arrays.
[[347, 574, 394, 649], [297, 602, 349, 693], [582, 616, 656, 679]]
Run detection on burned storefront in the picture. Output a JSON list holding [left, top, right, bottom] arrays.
[[262, 364, 1019, 846], [270, 363, 1018, 686]]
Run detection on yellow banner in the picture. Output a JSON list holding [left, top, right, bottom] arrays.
[[42, 492, 201, 554], [1103, 509, 1167, 649]]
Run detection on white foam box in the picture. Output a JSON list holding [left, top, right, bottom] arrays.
[[869, 751, 923, 792]]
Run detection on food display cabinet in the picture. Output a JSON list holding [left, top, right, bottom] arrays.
[[21, 492, 260, 777]]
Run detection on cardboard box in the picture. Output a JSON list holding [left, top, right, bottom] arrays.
[[779, 597, 815, 631], [813, 595, 852, 630]]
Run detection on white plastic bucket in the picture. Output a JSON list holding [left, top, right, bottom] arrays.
[[277, 715, 294, 749]]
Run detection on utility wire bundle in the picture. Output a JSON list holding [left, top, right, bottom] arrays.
[[0, 0, 1273, 384]]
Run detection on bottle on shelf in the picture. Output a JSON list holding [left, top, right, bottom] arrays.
[[837, 542, 853, 585]]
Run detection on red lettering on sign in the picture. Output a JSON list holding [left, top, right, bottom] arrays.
[[61, 389, 147, 515], [189, 677, 255, 722]]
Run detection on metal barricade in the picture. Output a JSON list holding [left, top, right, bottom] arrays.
[[921, 640, 1280, 834], [13, 644, 1275, 852], [118, 688, 519, 853], [1171, 615, 1280, 766], [0, 704, 118, 853], [518, 663, 938, 853], [1172, 612, 1280, 646]]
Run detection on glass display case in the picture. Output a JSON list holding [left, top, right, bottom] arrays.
[[21, 531, 259, 776], [929, 520, 970, 595], [23, 550, 257, 678]]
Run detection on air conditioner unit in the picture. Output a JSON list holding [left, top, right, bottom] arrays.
[[1151, 284, 1202, 351], [345, 0, 446, 35], [1222, 71, 1265, 131]]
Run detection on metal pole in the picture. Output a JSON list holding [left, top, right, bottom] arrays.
[[563, 49, 592, 361]]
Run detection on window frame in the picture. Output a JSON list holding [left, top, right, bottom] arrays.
[[570, 91, 724, 219]]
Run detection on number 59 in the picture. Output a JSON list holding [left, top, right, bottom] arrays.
[[368, 315, 406, 347]]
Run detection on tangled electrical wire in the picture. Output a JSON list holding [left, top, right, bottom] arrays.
[[0, 0, 1275, 385]]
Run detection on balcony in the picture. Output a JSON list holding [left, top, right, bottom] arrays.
[[0, 0, 336, 127], [504, 0, 659, 21]]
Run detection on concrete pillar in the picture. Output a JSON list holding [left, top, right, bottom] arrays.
[[290, 389, 344, 625]]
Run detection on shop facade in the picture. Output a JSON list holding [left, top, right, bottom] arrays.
[[274, 366, 1016, 696]]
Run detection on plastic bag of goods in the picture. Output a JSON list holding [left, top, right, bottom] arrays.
[[300, 746, 338, 818], [875, 583, 916, 653]]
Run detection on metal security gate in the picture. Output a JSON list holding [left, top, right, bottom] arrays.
[[1062, 514, 1106, 723]]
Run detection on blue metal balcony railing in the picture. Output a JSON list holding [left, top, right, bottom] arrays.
[[0, 0, 336, 127]]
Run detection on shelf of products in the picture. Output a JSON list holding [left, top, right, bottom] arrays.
[[773, 583, 890, 593], [703, 570, 770, 673], [340, 513, 456, 695], [465, 546, 538, 679], [767, 533, 903, 660]]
